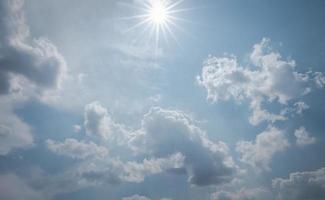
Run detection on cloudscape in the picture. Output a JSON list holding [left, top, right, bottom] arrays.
[[1, 0, 325, 199]]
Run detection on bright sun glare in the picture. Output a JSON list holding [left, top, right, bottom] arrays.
[[149, 1, 168, 24], [123, 0, 187, 49]]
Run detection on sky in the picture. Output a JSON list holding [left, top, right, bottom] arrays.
[[1, 0, 325, 199]]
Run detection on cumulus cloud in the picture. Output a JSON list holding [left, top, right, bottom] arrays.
[[46, 138, 108, 159], [211, 187, 272, 200], [272, 167, 325, 200], [81, 103, 237, 186], [45, 103, 237, 189], [84, 101, 127, 141], [236, 126, 289, 171], [197, 38, 321, 125], [0, 0, 67, 96], [129, 107, 237, 186], [0, 173, 43, 200], [294, 127, 316, 147]]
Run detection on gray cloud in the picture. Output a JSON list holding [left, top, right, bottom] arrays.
[[0, 0, 67, 95], [273, 167, 325, 200], [236, 126, 289, 171]]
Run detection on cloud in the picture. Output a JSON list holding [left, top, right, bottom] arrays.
[[0, 100, 33, 155], [73, 152, 184, 185], [78, 103, 237, 187], [197, 38, 321, 125], [272, 167, 325, 200], [73, 124, 82, 133], [294, 127, 316, 147], [0, 0, 67, 96], [314, 72, 325, 88], [84, 101, 127, 141], [122, 195, 151, 200], [211, 187, 272, 200], [42, 103, 238, 191], [0, 173, 43, 200], [236, 126, 289, 171], [122, 194, 172, 200], [46, 138, 108, 159], [0, 0, 68, 155], [129, 107, 237, 186]]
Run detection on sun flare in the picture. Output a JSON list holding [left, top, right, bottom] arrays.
[[149, 1, 168, 24], [123, 0, 187, 48]]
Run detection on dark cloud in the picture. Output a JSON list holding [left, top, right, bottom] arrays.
[[0, 0, 66, 95]]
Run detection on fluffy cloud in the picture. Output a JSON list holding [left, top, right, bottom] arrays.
[[294, 127, 316, 147], [236, 126, 289, 171], [81, 103, 237, 186], [211, 187, 272, 200], [129, 107, 237, 186], [46, 138, 108, 159], [197, 38, 320, 125], [84, 101, 127, 141], [0, 0, 67, 95], [0, 173, 43, 200], [272, 167, 325, 200]]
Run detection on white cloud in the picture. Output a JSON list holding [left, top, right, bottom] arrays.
[[122, 195, 151, 200], [46, 138, 108, 159], [236, 126, 289, 171], [129, 107, 237, 186], [73, 124, 82, 133], [0, 173, 43, 200], [211, 187, 272, 200], [314, 72, 325, 88], [84, 101, 127, 141], [197, 38, 320, 125], [74, 152, 184, 185], [272, 167, 325, 200], [294, 127, 316, 147]]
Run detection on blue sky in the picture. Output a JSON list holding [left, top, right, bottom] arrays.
[[1, 0, 325, 199]]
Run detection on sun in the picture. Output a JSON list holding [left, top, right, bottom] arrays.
[[148, 1, 168, 24], [122, 0, 187, 48]]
